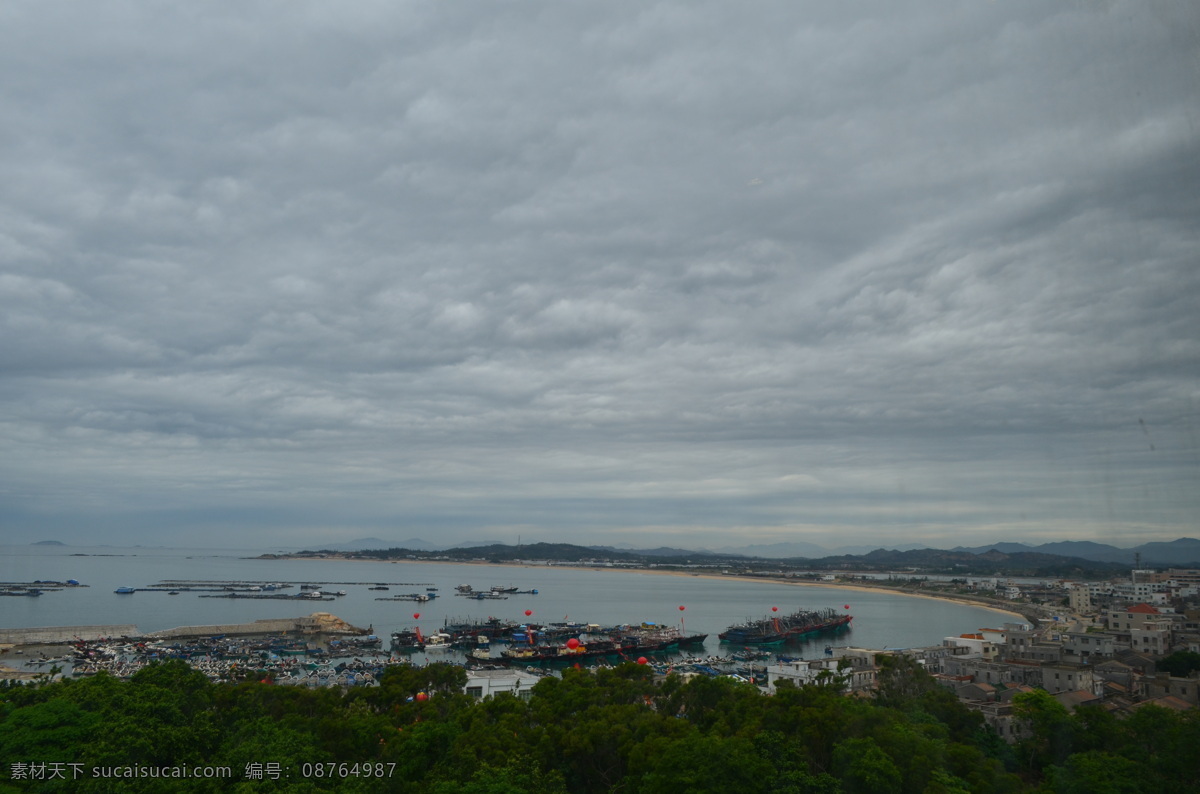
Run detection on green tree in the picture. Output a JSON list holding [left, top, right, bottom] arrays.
[[635, 734, 775, 794], [428, 756, 567, 794], [1155, 650, 1200, 677], [0, 697, 100, 763], [1011, 689, 1075, 773], [831, 737, 902, 794], [1045, 751, 1148, 794]]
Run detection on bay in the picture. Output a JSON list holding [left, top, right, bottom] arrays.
[[1, 545, 1021, 657]]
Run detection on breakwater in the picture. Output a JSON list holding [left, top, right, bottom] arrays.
[[146, 612, 365, 639], [0, 624, 139, 644], [0, 612, 366, 645]]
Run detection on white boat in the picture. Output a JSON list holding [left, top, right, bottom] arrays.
[[423, 633, 453, 651]]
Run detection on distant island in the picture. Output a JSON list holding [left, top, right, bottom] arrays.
[[31, 540, 67, 546]]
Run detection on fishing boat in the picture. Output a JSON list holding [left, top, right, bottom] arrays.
[[719, 608, 851, 645], [114, 586, 136, 594], [442, 616, 521, 644], [470, 637, 638, 665], [390, 630, 422, 651]]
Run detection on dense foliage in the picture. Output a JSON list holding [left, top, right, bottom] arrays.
[[1, 660, 1197, 792]]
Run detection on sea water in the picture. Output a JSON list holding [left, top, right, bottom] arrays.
[[0, 545, 1021, 655]]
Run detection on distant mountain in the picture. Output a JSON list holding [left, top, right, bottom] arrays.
[[949, 538, 1200, 566], [1130, 538, 1200, 566], [810, 547, 1130, 576], [828, 543, 932, 556], [389, 538, 442, 551], [952, 542, 1039, 555], [305, 535, 1200, 568], [710, 541, 930, 559], [589, 545, 728, 558]]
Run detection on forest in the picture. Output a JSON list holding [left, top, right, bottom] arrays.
[[1, 658, 1197, 792]]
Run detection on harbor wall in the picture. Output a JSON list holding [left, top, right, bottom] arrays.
[[0, 625, 139, 644], [0, 613, 365, 645], [146, 612, 365, 639]]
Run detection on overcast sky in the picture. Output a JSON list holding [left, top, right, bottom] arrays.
[[2, 1, 1197, 551]]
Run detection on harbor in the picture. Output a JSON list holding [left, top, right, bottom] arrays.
[[0, 546, 1024, 687], [1, 599, 862, 691]]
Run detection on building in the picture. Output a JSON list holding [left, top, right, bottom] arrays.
[[1062, 630, 1115, 662], [1135, 673, 1200, 706], [463, 669, 542, 701], [1039, 662, 1095, 695]]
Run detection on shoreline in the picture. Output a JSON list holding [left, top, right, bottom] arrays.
[[273, 555, 1034, 625]]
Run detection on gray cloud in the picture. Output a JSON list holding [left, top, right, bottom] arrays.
[[2, 1, 1197, 549]]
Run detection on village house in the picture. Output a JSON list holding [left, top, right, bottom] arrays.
[[463, 669, 541, 701]]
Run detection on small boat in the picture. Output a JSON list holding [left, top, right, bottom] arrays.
[[423, 633, 453, 651], [114, 587, 136, 594], [168, 591, 180, 596]]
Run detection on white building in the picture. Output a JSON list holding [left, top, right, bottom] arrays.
[[464, 669, 542, 701]]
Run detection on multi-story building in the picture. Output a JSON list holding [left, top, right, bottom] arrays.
[[1104, 603, 1178, 632], [1039, 662, 1095, 695], [1062, 630, 1115, 662], [1112, 579, 1170, 604], [1144, 569, 1200, 586], [1130, 619, 1174, 654], [943, 633, 1000, 660], [1135, 673, 1200, 706]]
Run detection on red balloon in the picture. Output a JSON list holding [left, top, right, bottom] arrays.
[[678, 605, 685, 611], [637, 656, 648, 665], [413, 613, 420, 620], [771, 606, 778, 612], [415, 692, 428, 702], [566, 638, 580, 649], [525, 609, 533, 616], [844, 605, 850, 610]]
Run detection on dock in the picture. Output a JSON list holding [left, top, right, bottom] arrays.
[[0, 624, 139, 645], [0, 612, 367, 646]]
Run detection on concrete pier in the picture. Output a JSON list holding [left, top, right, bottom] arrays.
[[0, 624, 139, 644], [0, 613, 366, 645], [145, 612, 366, 639]]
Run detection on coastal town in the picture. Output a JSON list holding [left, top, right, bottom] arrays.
[[5, 561, 1198, 743], [726, 564, 1200, 743], [438, 563, 1200, 743]]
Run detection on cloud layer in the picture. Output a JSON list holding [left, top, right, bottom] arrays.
[[2, 1, 1198, 548]]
